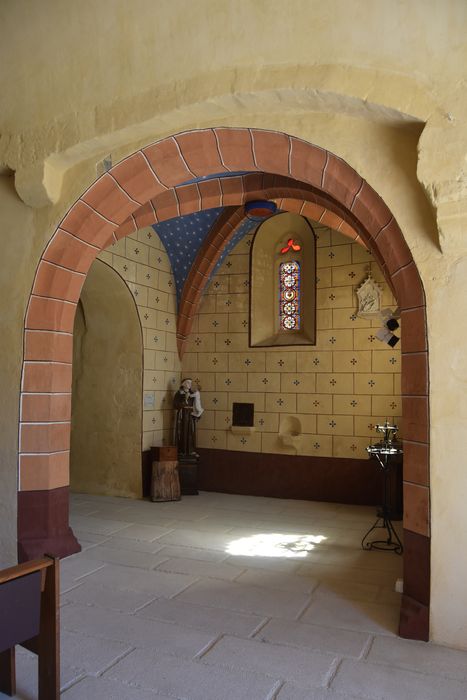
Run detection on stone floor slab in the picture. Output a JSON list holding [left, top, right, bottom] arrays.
[[297, 562, 397, 587], [61, 603, 215, 657], [235, 568, 318, 594], [60, 629, 132, 674], [62, 580, 158, 613], [62, 677, 173, 699], [276, 684, 366, 700], [155, 555, 246, 580], [313, 579, 381, 603], [331, 658, 467, 700], [301, 597, 399, 635], [155, 543, 228, 562], [69, 515, 133, 536], [106, 648, 279, 700], [223, 554, 302, 573], [108, 523, 174, 541], [257, 618, 370, 658], [80, 544, 169, 569], [99, 536, 166, 553], [202, 635, 335, 690], [156, 527, 237, 550], [60, 554, 107, 580], [70, 530, 109, 546], [367, 635, 467, 681], [60, 556, 107, 593], [81, 562, 197, 596], [136, 597, 266, 636], [177, 578, 311, 618]]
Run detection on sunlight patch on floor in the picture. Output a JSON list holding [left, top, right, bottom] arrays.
[[226, 532, 327, 558]]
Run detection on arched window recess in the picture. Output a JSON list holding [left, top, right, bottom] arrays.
[[249, 212, 316, 347]]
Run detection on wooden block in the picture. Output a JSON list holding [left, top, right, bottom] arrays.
[[151, 461, 181, 502], [151, 445, 178, 462]]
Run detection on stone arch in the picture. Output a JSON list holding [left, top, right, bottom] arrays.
[[19, 127, 429, 640], [111, 172, 368, 354]]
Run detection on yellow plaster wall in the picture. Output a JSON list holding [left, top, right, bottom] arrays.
[[0, 1, 466, 647], [0, 173, 34, 566], [98, 228, 181, 450], [71, 260, 143, 498], [183, 224, 401, 458]]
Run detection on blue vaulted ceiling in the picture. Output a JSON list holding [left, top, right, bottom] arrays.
[[153, 210, 257, 304], [153, 208, 223, 301], [152, 172, 258, 305]]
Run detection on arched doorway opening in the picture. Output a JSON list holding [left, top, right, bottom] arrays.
[[18, 128, 429, 641], [71, 259, 143, 499]]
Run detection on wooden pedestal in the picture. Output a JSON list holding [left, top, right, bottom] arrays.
[[150, 446, 180, 502], [178, 455, 199, 496]]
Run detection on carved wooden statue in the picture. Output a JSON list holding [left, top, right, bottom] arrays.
[[173, 378, 203, 456]]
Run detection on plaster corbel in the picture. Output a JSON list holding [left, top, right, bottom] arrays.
[[417, 103, 467, 254]]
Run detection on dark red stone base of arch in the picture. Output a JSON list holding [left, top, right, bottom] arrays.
[[399, 529, 430, 641], [400, 594, 429, 642], [17, 487, 81, 562]]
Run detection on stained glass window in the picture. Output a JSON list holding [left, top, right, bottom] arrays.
[[279, 260, 301, 330]]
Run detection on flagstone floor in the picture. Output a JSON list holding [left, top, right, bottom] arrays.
[[4, 491, 467, 699]]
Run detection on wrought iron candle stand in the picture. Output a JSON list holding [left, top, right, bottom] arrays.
[[361, 422, 404, 555]]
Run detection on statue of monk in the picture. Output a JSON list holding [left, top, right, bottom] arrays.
[[173, 378, 203, 456]]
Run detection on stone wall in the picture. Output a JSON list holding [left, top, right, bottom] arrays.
[[183, 224, 401, 458]]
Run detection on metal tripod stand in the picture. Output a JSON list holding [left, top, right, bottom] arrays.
[[362, 441, 403, 555]]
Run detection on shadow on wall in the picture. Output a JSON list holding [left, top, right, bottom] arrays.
[[71, 260, 143, 498]]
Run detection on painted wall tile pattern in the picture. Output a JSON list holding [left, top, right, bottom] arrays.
[[182, 224, 402, 459], [99, 226, 181, 450]]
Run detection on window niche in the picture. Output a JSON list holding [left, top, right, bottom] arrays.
[[232, 402, 254, 427], [231, 402, 256, 436], [249, 212, 316, 347]]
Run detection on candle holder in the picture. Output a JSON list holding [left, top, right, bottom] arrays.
[[361, 421, 403, 555]]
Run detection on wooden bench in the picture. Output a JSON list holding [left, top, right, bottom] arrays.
[[0, 556, 59, 699]]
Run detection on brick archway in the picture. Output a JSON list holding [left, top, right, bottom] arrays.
[[20, 127, 429, 640]]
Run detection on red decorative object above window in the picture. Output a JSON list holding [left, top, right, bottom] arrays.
[[280, 238, 301, 254]]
